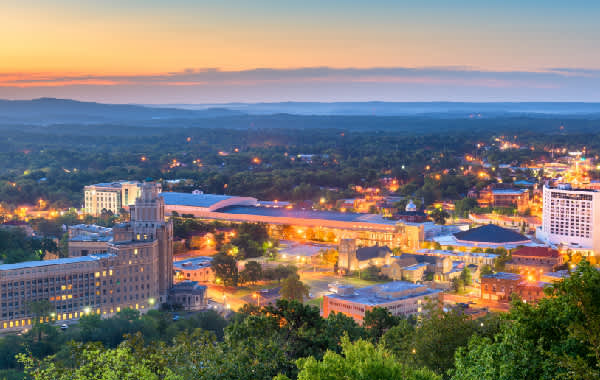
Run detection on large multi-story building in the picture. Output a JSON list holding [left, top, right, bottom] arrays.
[[322, 281, 441, 323], [537, 184, 600, 256], [0, 182, 173, 332], [84, 181, 142, 216]]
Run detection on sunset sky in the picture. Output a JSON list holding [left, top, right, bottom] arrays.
[[2, 0, 599, 103]]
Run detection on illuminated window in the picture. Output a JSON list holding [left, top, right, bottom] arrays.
[[95, 272, 100, 278]]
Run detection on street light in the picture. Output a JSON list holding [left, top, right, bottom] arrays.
[[148, 298, 155, 306]]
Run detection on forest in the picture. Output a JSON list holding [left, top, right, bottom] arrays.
[[1, 114, 600, 210]]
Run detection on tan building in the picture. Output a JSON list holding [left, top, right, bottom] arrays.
[[323, 282, 441, 324], [168, 281, 207, 311], [173, 257, 214, 283], [84, 181, 142, 216], [337, 239, 392, 272], [68, 224, 113, 257], [0, 182, 173, 332]]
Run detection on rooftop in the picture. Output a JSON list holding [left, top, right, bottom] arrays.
[[415, 248, 499, 259], [173, 256, 213, 270], [454, 224, 530, 244], [161, 192, 233, 208], [220, 205, 399, 225], [482, 272, 522, 281], [0, 254, 111, 271], [356, 246, 392, 261], [86, 181, 140, 189], [326, 281, 441, 306], [491, 189, 528, 195], [512, 246, 560, 258]]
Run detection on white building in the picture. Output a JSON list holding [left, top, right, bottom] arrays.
[[536, 184, 600, 256], [84, 181, 142, 216]]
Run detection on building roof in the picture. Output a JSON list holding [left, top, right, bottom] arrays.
[[86, 181, 139, 189], [161, 192, 233, 207], [326, 281, 441, 306], [0, 254, 111, 271], [512, 247, 560, 258], [170, 280, 207, 294], [482, 272, 521, 281], [514, 180, 536, 186], [220, 205, 400, 225], [454, 224, 529, 244], [356, 246, 392, 261], [415, 249, 499, 260], [161, 192, 258, 211], [491, 189, 527, 195], [173, 257, 213, 271]]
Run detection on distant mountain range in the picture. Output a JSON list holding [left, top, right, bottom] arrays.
[[0, 98, 242, 125], [1, 98, 600, 126], [163, 101, 600, 117]]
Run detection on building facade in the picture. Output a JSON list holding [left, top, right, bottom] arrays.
[[481, 272, 547, 303], [322, 281, 441, 323], [0, 182, 173, 332], [537, 184, 600, 255], [84, 181, 141, 216]]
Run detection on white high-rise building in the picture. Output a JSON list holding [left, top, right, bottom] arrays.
[[537, 184, 600, 255], [84, 181, 142, 216]]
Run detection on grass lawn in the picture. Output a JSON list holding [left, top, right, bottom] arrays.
[[230, 282, 280, 298]]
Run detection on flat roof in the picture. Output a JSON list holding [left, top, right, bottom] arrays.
[[173, 256, 213, 270], [0, 254, 111, 271], [161, 192, 234, 208], [482, 272, 521, 281], [415, 249, 499, 259], [492, 189, 527, 195], [220, 205, 398, 225], [326, 281, 441, 306]]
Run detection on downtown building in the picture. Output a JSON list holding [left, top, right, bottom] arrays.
[[83, 181, 142, 216], [322, 281, 441, 324], [0, 182, 173, 331], [536, 184, 600, 256]]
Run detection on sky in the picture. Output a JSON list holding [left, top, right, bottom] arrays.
[[1, 0, 600, 103]]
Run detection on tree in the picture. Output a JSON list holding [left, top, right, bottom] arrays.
[[480, 264, 493, 276], [460, 267, 472, 286], [454, 197, 478, 218], [211, 252, 239, 286], [280, 274, 310, 302], [58, 232, 69, 258], [274, 337, 441, 380], [240, 260, 262, 285], [430, 208, 450, 225], [452, 261, 600, 380], [19, 342, 172, 380], [451, 276, 465, 293], [363, 307, 399, 340]]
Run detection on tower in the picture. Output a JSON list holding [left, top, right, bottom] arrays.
[[129, 181, 173, 302]]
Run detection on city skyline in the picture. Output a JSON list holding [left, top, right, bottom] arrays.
[[2, 1, 600, 103]]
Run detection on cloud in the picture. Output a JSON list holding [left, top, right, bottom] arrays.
[[0, 66, 599, 102], [1, 66, 598, 87]]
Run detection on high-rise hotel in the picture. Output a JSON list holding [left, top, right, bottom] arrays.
[[0, 182, 173, 331], [537, 183, 600, 256]]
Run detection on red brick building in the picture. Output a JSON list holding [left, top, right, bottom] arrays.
[[505, 247, 564, 280], [481, 272, 547, 303]]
